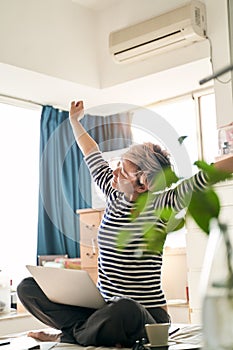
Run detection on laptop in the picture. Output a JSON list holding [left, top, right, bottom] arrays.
[[26, 265, 106, 309]]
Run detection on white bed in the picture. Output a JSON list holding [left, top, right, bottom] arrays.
[[0, 324, 203, 350]]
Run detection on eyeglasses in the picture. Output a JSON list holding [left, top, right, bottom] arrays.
[[116, 160, 143, 181]]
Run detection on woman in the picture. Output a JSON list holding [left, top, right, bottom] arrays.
[[17, 100, 232, 347]]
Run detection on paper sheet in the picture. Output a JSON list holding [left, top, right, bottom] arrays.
[[0, 336, 57, 350]]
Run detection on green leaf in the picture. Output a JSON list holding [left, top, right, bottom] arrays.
[[178, 135, 188, 144], [166, 214, 185, 233], [152, 167, 180, 192], [130, 192, 150, 220], [194, 160, 232, 185], [154, 207, 173, 221], [154, 207, 185, 233], [116, 230, 131, 249], [143, 223, 167, 253], [187, 188, 220, 234]]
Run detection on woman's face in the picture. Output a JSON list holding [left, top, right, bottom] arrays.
[[112, 159, 141, 196]]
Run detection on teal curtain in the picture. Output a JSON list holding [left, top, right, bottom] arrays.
[[37, 106, 132, 258]]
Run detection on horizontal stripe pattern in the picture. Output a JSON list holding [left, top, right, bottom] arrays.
[[85, 151, 208, 308]]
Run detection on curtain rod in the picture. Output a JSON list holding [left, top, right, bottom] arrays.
[[0, 93, 43, 107], [142, 86, 213, 110], [0, 85, 213, 113], [0, 93, 71, 112]]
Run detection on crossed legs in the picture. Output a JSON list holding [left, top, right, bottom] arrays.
[[17, 277, 169, 347]]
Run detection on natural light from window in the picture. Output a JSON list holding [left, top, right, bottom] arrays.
[[0, 92, 218, 287], [199, 93, 218, 163], [0, 102, 41, 288]]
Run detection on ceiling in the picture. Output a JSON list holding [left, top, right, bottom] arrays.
[[71, 0, 119, 11], [0, 0, 213, 113]]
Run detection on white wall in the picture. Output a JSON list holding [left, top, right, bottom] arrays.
[[0, 0, 232, 128], [0, 0, 99, 87], [0, 0, 211, 112], [97, 0, 210, 88], [0, 0, 210, 88], [204, 0, 233, 128]]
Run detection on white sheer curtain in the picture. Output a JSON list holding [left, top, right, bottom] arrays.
[[0, 101, 41, 288]]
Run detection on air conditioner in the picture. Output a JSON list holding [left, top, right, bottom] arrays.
[[109, 0, 207, 63]]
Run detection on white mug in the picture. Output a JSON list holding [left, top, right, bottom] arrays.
[[145, 323, 170, 346]]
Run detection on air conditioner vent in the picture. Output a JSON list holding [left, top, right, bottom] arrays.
[[109, 0, 207, 63], [115, 30, 182, 56]]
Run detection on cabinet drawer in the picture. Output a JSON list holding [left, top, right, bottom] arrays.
[[78, 211, 104, 250], [79, 212, 100, 225], [79, 223, 98, 248], [79, 212, 99, 247], [77, 208, 104, 279], [81, 244, 98, 267]]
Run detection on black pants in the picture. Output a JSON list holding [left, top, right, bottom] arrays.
[[17, 277, 170, 347]]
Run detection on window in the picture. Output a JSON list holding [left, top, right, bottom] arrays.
[[0, 91, 218, 287], [131, 91, 218, 247], [132, 96, 199, 178], [198, 92, 218, 163], [0, 101, 41, 288]]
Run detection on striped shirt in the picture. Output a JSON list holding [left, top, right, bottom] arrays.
[[85, 151, 208, 308]]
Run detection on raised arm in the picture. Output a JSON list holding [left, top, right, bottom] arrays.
[[69, 100, 99, 156]]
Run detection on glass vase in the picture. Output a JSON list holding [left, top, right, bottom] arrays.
[[201, 219, 233, 350]]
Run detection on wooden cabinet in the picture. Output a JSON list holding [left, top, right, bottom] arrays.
[[76, 208, 104, 283]]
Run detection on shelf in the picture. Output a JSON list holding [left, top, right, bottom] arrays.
[[167, 299, 189, 307], [214, 153, 233, 173], [76, 208, 104, 214], [0, 309, 48, 336]]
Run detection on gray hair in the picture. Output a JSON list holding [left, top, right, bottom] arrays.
[[123, 142, 171, 191]]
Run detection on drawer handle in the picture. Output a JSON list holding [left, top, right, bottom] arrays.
[[86, 252, 96, 258], [92, 238, 96, 254], [86, 238, 97, 258], [85, 224, 96, 230]]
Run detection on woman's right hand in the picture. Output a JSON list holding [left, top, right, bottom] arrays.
[[69, 100, 84, 123], [69, 100, 99, 155]]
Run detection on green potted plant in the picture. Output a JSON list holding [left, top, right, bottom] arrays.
[[118, 150, 233, 349]]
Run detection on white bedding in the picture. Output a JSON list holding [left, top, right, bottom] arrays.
[[0, 324, 203, 350]]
